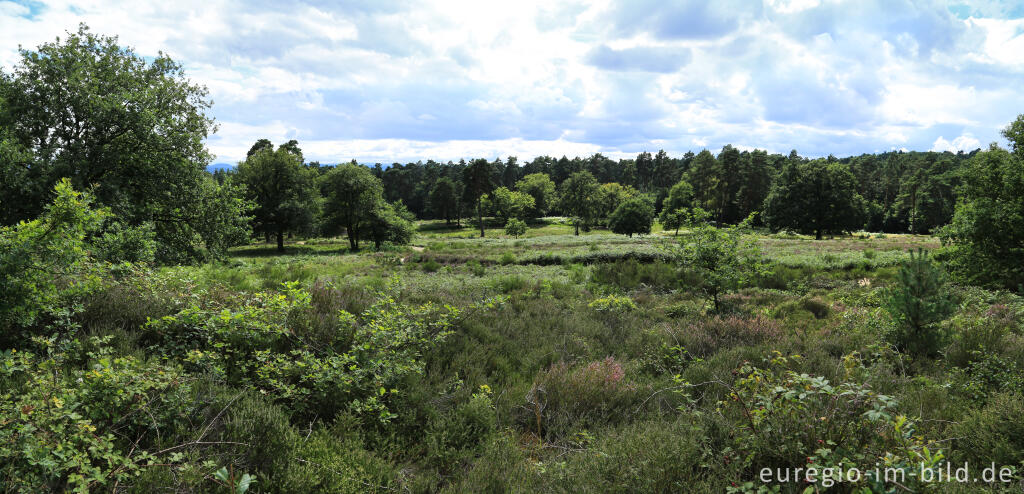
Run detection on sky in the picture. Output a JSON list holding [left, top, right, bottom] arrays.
[[2, 0, 1024, 164]]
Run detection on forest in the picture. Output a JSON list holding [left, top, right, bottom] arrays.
[[3, 26, 1024, 493]]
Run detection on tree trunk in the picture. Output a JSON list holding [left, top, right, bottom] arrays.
[[276, 231, 284, 252], [478, 199, 485, 237], [574, 221, 580, 236], [815, 229, 822, 240]]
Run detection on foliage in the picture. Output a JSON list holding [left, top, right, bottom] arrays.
[[320, 162, 387, 251], [608, 196, 655, 238], [143, 280, 459, 422], [0, 336, 191, 492], [485, 186, 535, 223], [0, 26, 224, 263], [587, 294, 638, 312], [559, 171, 600, 235], [92, 221, 157, 264], [883, 249, 955, 356], [763, 159, 867, 239], [504, 218, 527, 238], [659, 179, 695, 235], [429, 177, 463, 226], [938, 142, 1024, 291], [667, 219, 770, 312], [523, 357, 644, 442], [516, 173, 557, 218], [595, 182, 639, 223], [463, 158, 495, 237], [716, 353, 943, 491], [365, 201, 414, 250], [237, 145, 319, 251], [0, 179, 106, 331]]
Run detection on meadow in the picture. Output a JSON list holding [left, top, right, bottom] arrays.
[[44, 219, 1015, 493]]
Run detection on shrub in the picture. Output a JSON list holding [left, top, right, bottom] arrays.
[[679, 316, 781, 357], [884, 249, 955, 356], [590, 259, 681, 291], [522, 357, 645, 442], [466, 259, 486, 276], [425, 386, 497, 471], [92, 221, 157, 264], [0, 337, 191, 491], [545, 419, 709, 492], [504, 218, 527, 238], [945, 307, 1014, 368], [950, 392, 1024, 468], [608, 197, 654, 238], [0, 179, 107, 333], [142, 280, 459, 422], [715, 353, 944, 491], [666, 220, 770, 312], [500, 252, 516, 265], [588, 294, 638, 313], [421, 259, 442, 273]]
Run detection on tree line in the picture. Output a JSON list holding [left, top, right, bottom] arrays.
[[2, 26, 1023, 291]]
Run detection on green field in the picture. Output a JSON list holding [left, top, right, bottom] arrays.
[[68, 221, 1012, 492]]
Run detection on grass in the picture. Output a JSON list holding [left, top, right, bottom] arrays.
[[48, 219, 1024, 492]]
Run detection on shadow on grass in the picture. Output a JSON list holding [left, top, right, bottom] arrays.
[[229, 244, 353, 258]]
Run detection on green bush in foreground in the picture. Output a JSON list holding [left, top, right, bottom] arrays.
[[884, 249, 955, 356]]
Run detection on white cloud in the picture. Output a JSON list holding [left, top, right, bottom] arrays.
[[930, 133, 981, 152], [1, 0, 1022, 163]]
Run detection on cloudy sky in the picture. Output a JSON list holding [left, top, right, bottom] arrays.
[[2, 0, 1023, 164]]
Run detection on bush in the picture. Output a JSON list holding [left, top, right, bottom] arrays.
[[945, 307, 1014, 368], [884, 249, 955, 356], [678, 316, 781, 357], [422, 259, 442, 273], [0, 179, 107, 332], [0, 337, 191, 491], [588, 294, 638, 313], [504, 218, 527, 238], [92, 221, 157, 264], [950, 392, 1024, 468], [545, 419, 709, 492], [608, 197, 654, 238], [714, 353, 944, 491], [425, 387, 497, 471], [142, 281, 459, 422], [521, 357, 646, 442], [590, 259, 682, 291]]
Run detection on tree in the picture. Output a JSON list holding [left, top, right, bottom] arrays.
[[428, 177, 462, 226], [883, 249, 955, 356], [668, 219, 769, 312], [463, 158, 495, 237], [321, 163, 385, 251], [237, 145, 319, 252], [763, 159, 866, 239], [504, 218, 527, 238], [0, 25, 227, 263], [366, 201, 414, 250], [659, 179, 694, 235], [608, 197, 655, 237], [595, 183, 639, 225], [247, 139, 274, 158], [559, 171, 600, 235], [486, 187, 535, 224], [687, 150, 720, 213], [515, 173, 557, 218], [938, 142, 1024, 290]]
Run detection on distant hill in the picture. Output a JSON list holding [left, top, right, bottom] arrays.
[[206, 162, 236, 172]]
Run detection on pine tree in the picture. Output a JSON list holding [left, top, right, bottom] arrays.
[[884, 249, 955, 356]]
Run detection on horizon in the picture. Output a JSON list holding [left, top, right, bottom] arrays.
[[4, 0, 1023, 164]]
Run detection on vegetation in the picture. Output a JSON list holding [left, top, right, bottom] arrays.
[[3, 26, 1024, 494]]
